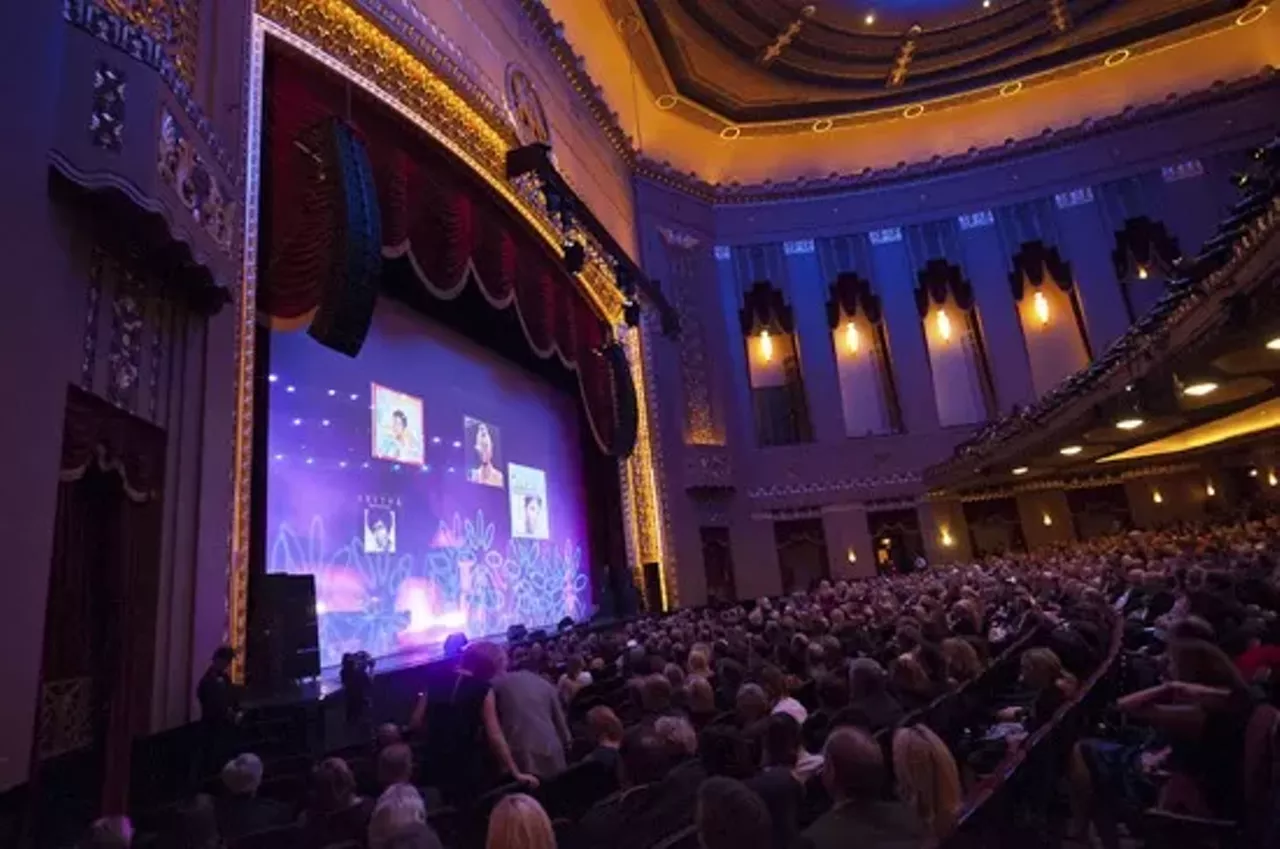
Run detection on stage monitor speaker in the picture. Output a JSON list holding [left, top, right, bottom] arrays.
[[443, 632, 469, 658], [642, 562, 663, 614], [250, 573, 321, 686]]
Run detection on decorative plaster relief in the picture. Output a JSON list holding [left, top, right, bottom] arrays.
[[1161, 159, 1205, 182], [90, 63, 126, 151], [783, 239, 816, 255], [747, 471, 922, 499], [869, 227, 903, 245], [1054, 187, 1095, 209], [958, 210, 994, 230], [158, 110, 236, 251], [714, 245, 732, 261], [684, 447, 734, 490]]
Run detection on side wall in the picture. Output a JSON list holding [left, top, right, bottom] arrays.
[[637, 84, 1280, 604]]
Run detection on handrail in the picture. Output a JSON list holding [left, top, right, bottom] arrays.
[[945, 612, 1125, 839]]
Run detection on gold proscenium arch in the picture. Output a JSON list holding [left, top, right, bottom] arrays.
[[231, 0, 672, 676]]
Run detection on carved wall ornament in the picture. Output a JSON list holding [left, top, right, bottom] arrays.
[[746, 471, 922, 499], [158, 110, 236, 250], [684, 447, 734, 490], [1111, 217, 1183, 281], [826, 271, 883, 327], [505, 64, 551, 146], [739, 281, 795, 334], [90, 63, 126, 151], [783, 239, 815, 255], [887, 24, 923, 88], [1054, 186, 1095, 209], [759, 4, 815, 66], [1162, 159, 1205, 183], [36, 677, 94, 761], [958, 209, 995, 230], [107, 264, 145, 411], [82, 247, 106, 389], [100, 0, 199, 85], [915, 259, 976, 316], [658, 226, 701, 250], [869, 227, 903, 245], [714, 245, 732, 261]]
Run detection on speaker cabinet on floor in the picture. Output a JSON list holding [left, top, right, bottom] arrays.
[[249, 573, 321, 688]]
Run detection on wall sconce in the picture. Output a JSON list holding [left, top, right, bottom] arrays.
[[1137, 266, 1150, 280], [935, 309, 952, 341], [1033, 290, 1050, 325], [1270, 470, 1278, 488], [844, 321, 860, 354], [939, 527, 955, 547], [1206, 481, 1216, 497], [880, 537, 891, 546], [758, 329, 774, 362], [846, 547, 857, 564], [1042, 513, 1053, 527], [1152, 489, 1163, 504], [1250, 468, 1260, 478]]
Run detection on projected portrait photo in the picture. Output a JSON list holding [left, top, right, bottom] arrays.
[[509, 463, 549, 540], [371, 382, 424, 465], [464, 417, 505, 488], [363, 506, 397, 554]]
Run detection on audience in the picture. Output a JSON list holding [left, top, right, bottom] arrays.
[[493, 647, 573, 780], [584, 705, 625, 775], [745, 715, 805, 849], [369, 784, 434, 849], [891, 725, 962, 840]]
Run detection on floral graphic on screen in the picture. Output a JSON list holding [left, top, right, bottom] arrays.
[[271, 510, 587, 668], [464, 417, 505, 488], [370, 383, 424, 465]]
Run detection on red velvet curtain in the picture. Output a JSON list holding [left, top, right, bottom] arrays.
[[33, 387, 164, 816], [262, 44, 619, 452]]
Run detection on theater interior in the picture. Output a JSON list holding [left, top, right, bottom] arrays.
[[3, 1, 1280, 847]]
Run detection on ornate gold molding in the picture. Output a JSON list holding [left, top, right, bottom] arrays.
[[101, 0, 199, 86], [255, 0, 625, 323]]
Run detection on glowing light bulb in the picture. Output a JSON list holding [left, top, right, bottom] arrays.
[[864, 11, 876, 25], [940, 528, 954, 547], [1012, 466, 1029, 475], [1116, 417, 1144, 431], [1042, 513, 1053, 527], [1182, 381, 1218, 397], [1270, 471, 1278, 488], [1033, 290, 1050, 325], [1060, 445, 1083, 456], [844, 321, 860, 354], [1206, 482, 1216, 497], [1267, 337, 1280, 351], [846, 548, 857, 564], [1152, 490, 1163, 504], [759, 330, 774, 362], [1137, 266, 1150, 280], [936, 309, 952, 341]]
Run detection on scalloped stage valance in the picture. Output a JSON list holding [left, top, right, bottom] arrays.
[[915, 259, 975, 316], [1008, 240, 1074, 301], [261, 44, 633, 456], [826, 271, 883, 327]]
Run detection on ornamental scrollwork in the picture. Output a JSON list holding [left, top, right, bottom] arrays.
[[158, 110, 236, 250]]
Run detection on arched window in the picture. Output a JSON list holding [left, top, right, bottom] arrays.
[[915, 260, 993, 427], [740, 281, 812, 446], [1111, 216, 1182, 322], [1010, 241, 1092, 398], [826, 272, 900, 436]]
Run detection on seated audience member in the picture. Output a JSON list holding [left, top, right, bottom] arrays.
[[487, 794, 555, 849], [762, 665, 808, 723], [638, 673, 677, 721], [376, 742, 415, 793], [576, 725, 691, 849], [302, 757, 370, 843], [215, 753, 292, 841], [687, 647, 714, 682], [166, 795, 222, 849], [696, 777, 773, 849], [838, 658, 904, 734], [747, 715, 806, 849], [380, 823, 444, 849], [1226, 620, 1280, 682], [376, 723, 404, 752], [940, 637, 983, 685], [700, 724, 755, 780], [996, 648, 1077, 731], [559, 655, 592, 704], [369, 784, 435, 849], [892, 725, 962, 840], [888, 654, 937, 713], [802, 675, 850, 753], [654, 715, 707, 795], [584, 705, 625, 775], [494, 648, 573, 779], [83, 816, 133, 849], [798, 728, 928, 849], [686, 675, 719, 731]]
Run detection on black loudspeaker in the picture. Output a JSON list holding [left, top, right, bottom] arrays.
[[443, 633, 469, 657], [300, 117, 383, 357], [642, 562, 663, 615], [250, 574, 321, 685]]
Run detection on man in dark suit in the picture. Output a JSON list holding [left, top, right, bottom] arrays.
[[746, 715, 805, 849], [797, 727, 927, 849]]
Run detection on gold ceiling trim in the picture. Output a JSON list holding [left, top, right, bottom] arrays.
[[935, 461, 1203, 503], [1098, 395, 1280, 463], [255, 0, 625, 323], [628, 4, 1247, 136]]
